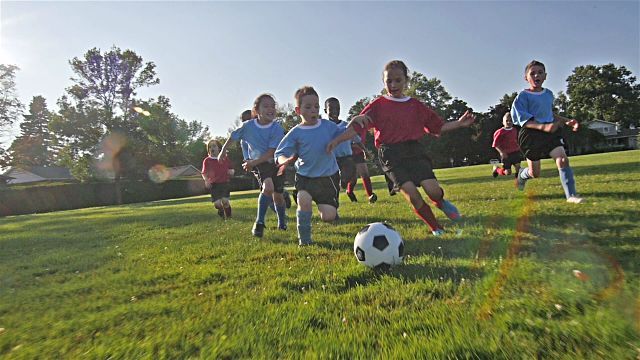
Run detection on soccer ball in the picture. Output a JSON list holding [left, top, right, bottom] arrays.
[[353, 222, 404, 269]]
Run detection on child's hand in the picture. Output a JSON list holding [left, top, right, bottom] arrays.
[[566, 119, 579, 132], [457, 110, 475, 127], [276, 155, 298, 176], [364, 150, 374, 161], [326, 140, 338, 154], [349, 115, 372, 128], [542, 122, 560, 133], [242, 160, 257, 171]]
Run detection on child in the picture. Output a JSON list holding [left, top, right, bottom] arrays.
[[491, 112, 522, 177], [240, 109, 292, 210], [275, 86, 343, 246], [511, 60, 582, 203], [327, 60, 475, 236], [220, 94, 288, 237], [347, 125, 379, 202], [324, 97, 378, 203], [201, 140, 235, 219]]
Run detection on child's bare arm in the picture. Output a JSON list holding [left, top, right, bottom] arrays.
[[441, 110, 475, 133], [219, 137, 235, 159], [326, 127, 358, 153], [523, 119, 560, 133], [554, 113, 579, 132], [243, 149, 275, 171]]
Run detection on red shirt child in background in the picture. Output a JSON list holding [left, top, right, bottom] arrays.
[[201, 140, 235, 219], [491, 112, 523, 177]]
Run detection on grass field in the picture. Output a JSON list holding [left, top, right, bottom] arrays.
[[1, 150, 639, 359]]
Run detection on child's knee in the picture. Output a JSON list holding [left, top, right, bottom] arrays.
[[556, 156, 569, 169]]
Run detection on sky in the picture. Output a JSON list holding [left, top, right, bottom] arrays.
[[1, 1, 638, 146]]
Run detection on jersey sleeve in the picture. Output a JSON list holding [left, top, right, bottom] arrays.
[[511, 93, 533, 126], [274, 129, 297, 161], [420, 103, 444, 136], [354, 100, 377, 133], [229, 122, 246, 141], [201, 158, 207, 174], [492, 129, 501, 148]]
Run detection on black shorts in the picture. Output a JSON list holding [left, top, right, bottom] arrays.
[[209, 182, 230, 202], [378, 141, 436, 189], [295, 172, 340, 208], [251, 161, 285, 193], [503, 151, 523, 169], [518, 127, 565, 161], [336, 155, 356, 189], [352, 152, 366, 164]]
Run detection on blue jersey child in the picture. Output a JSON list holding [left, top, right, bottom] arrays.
[[220, 94, 288, 237], [275, 86, 344, 246], [511, 60, 582, 203]]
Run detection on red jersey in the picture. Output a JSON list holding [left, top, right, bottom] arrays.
[[355, 96, 444, 148], [201, 156, 232, 184], [492, 127, 520, 154]]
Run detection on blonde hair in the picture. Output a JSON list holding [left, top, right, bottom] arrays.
[[251, 94, 276, 118], [294, 86, 318, 106]]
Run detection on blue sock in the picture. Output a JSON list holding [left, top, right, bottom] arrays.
[[519, 167, 533, 180], [559, 167, 577, 198], [297, 210, 312, 244], [275, 204, 287, 228], [256, 193, 272, 224]]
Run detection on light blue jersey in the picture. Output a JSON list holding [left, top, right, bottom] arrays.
[[275, 119, 343, 178], [230, 119, 285, 161], [511, 88, 555, 126], [240, 140, 249, 160], [330, 119, 361, 158]]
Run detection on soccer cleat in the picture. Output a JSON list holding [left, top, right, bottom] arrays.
[[566, 196, 584, 204], [492, 165, 499, 178], [515, 168, 528, 191], [298, 240, 314, 247], [252, 222, 265, 238], [431, 228, 445, 236], [346, 191, 358, 202], [437, 200, 461, 221], [368, 193, 378, 204]]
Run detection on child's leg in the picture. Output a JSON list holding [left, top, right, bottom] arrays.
[[550, 146, 579, 200], [272, 191, 287, 230], [296, 190, 313, 245], [516, 159, 540, 190], [422, 179, 460, 221], [399, 181, 442, 233], [214, 199, 225, 218], [317, 204, 337, 222], [222, 198, 232, 218], [356, 163, 374, 196], [256, 178, 274, 223]]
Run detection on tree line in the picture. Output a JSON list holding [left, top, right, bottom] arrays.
[[1, 47, 639, 182]]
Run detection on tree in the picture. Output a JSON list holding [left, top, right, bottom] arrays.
[[566, 63, 640, 127], [406, 72, 452, 116], [8, 96, 54, 167], [0, 64, 23, 135]]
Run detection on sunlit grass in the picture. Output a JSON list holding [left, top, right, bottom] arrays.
[[1, 150, 638, 358]]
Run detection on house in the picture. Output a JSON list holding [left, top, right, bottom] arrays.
[[587, 120, 639, 150], [166, 165, 201, 179], [2, 166, 74, 184]]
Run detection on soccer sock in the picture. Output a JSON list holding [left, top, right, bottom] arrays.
[[275, 203, 287, 228], [497, 168, 506, 176], [413, 203, 442, 232], [428, 188, 445, 208], [347, 180, 355, 194], [256, 193, 272, 224], [559, 166, 577, 198], [297, 210, 312, 243], [519, 167, 533, 180], [224, 205, 232, 218], [362, 177, 373, 196]]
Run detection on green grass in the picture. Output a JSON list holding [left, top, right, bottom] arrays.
[[1, 150, 639, 359]]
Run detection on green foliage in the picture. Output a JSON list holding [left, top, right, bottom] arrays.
[[566, 64, 640, 126], [0, 64, 23, 132], [0, 151, 638, 357], [8, 96, 53, 167]]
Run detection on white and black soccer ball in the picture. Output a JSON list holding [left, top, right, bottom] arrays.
[[353, 222, 404, 269]]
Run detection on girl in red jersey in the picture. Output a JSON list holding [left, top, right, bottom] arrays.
[[202, 140, 235, 219], [327, 60, 475, 236]]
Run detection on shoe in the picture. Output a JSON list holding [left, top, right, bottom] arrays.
[[432, 229, 445, 236], [566, 196, 584, 204], [217, 208, 225, 218], [492, 166, 499, 178], [389, 189, 397, 196], [437, 200, 461, 221], [252, 222, 265, 238], [298, 240, 314, 247], [283, 191, 292, 209], [368, 193, 378, 204], [278, 224, 288, 231], [515, 168, 528, 191], [346, 191, 358, 202]]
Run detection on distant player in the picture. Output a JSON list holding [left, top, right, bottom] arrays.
[[511, 60, 583, 203], [346, 125, 379, 203], [491, 112, 522, 177], [201, 140, 234, 219]]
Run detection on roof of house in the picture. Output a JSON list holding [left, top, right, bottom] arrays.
[[3, 166, 73, 179], [167, 165, 201, 178]]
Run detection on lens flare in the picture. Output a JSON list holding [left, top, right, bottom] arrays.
[[148, 164, 170, 183]]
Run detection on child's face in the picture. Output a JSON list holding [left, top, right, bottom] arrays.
[[257, 97, 276, 123], [383, 67, 407, 98], [503, 114, 513, 128], [296, 95, 320, 124], [209, 143, 220, 157], [525, 65, 546, 91], [325, 100, 340, 120]]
